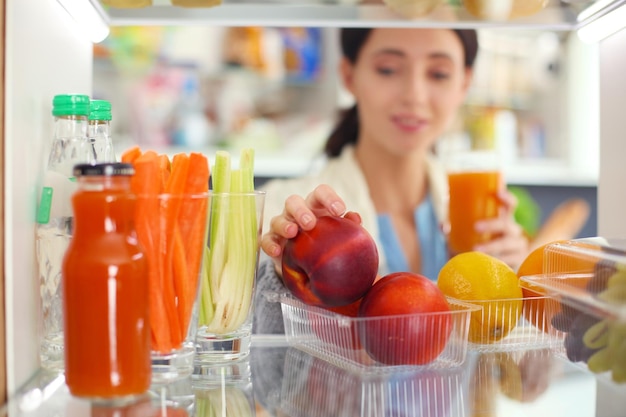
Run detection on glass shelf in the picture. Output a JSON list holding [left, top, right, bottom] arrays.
[[2, 336, 620, 417], [97, 0, 622, 30]]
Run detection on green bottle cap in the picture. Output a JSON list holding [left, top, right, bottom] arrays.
[[89, 99, 112, 121], [52, 94, 90, 117]]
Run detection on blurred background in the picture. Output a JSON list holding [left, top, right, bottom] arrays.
[[91, 25, 599, 240]]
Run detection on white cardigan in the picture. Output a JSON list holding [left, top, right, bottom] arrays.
[[260, 145, 449, 275]]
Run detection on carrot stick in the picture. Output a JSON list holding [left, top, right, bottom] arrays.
[[121, 145, 142, 164], [158, 154, 171, 191], [131, 152, 173, 353], [177, 153, 210, 334], [160, 153, 191, 347], [172, 226, 191, 335]]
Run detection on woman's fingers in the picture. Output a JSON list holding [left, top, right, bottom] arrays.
[[474, 190, 528, 269], [260, 184, 350, 276], [261, 232, 284, 259], [304, 184, 347, 217], [280, 184, 347, 232], [497, 190, 518, 215]]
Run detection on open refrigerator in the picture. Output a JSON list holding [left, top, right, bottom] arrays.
[[3, 0, 626, 411]]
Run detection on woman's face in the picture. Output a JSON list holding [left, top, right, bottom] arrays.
[[341, 28, 472, 156]]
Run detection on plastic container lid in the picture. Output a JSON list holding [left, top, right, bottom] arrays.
[[73, 163, 134, 177], [89, 99, 112, 121], [52, 94, 90, 117]]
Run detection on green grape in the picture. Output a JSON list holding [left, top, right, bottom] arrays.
[[608, 321, 626, 383], [583, 320, 610, 350], [610, 338, 626, 383], [587, 347, 612, 374], [598, 285, 626, 304], [608, 271, 626, 289]]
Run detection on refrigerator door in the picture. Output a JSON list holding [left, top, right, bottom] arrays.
[[4, 0, 92, 394]]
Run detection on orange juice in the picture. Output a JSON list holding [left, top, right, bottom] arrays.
[[447, 170, 501, 254]]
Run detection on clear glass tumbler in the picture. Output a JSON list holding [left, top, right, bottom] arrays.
[[135, 192, 209, 384], [194, 191, 265, 374]]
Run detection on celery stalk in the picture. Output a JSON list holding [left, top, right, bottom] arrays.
[[199, 247, 214, 325], [196, 388, 251, 417], [200, 148, 258, 334], [199, 151, 231, 327], [231, 148, 257, 329]]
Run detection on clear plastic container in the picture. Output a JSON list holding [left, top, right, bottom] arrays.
[[460, 295, 566, 352], [275, 293, 479, 374], [519, 237, 626, 385], [280, 346, 470, 417]]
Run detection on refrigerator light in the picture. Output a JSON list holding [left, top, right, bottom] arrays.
[[577, 3, 626, 43], [577, 0, 616, 23], [56, 0, 110, 44]]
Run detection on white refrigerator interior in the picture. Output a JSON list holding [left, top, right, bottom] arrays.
[[5, 0, 92, 394], [598, 27, 626, 238]]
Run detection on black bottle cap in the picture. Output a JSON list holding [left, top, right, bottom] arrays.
[[73, 163, 134, 177]]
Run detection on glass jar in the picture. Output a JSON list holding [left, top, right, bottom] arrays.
[[62, 162, 151, 400]]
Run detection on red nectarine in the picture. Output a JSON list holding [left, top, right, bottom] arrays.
[[358, 272, 452, 365], [282, 215, 379, 307], [311, 298, 363, 350]]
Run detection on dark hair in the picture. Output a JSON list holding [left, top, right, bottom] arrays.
[[324, 28, 479, 157]]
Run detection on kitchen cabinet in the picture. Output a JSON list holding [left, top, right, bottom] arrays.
[[4, 0, 626, 414]]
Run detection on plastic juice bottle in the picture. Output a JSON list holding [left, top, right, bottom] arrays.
[[62, 162, 151, 400], [36, 94, 91, 371], [88, 99, 116, 163], [447, 170, 501, 254]]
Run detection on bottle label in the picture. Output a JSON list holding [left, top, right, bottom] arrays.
[[36, 187, 53, 224]]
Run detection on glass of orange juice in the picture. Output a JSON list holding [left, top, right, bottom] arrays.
[[446, 150, 502, 254]]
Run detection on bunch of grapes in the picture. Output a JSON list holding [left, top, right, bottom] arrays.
[[584, 265, 626, 384], [550, 257, 626, 384]]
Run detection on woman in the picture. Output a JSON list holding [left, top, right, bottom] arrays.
[[252, 27, 528, 334]]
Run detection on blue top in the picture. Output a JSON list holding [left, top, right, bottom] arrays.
[[377, 194, 448, 281]]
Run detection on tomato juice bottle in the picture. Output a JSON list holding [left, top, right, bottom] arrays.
[[62, 162, 151, 400]]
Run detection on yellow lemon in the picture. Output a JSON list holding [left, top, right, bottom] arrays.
[[438, 251, 523, 343]]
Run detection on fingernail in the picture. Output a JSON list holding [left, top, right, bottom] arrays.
[[271, 244, 281, 257], [285, 223, 297, 235], [301, 214, 314, 226], [331, 202, 346, 216]]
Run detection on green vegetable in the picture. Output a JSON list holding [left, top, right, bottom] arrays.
[[199, 148, 259, 334]]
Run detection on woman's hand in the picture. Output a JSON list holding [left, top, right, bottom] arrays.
[[474, 189, 529, 271], [261, 184, 355, 276]]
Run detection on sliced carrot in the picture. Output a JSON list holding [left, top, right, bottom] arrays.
[[165, 153, 190, 194], [184, 153, 210, 194], [158, 153, 190, 346], [158, 154, 171, 191], [130, 150, 210, 352], [172, 226, 190, 335], [177, 153, 210, 335], [158, 198, 183, 348], [131, 152, 173, 353], [121, 145, 142, 164]]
